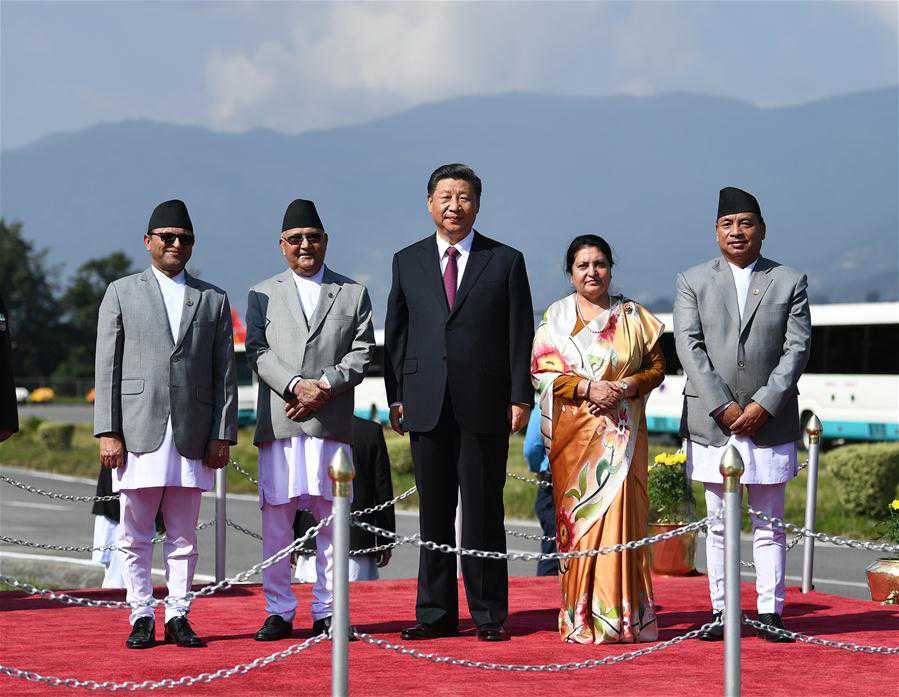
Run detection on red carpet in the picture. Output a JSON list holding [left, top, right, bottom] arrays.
[[1, 575, 896, 696]]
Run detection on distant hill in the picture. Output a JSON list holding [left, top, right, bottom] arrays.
[[2, 87, 896, 319]]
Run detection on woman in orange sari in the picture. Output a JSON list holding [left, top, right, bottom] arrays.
[[530, 235, 665, 644]]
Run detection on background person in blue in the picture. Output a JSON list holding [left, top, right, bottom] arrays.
[[523, 407, 558, 576]]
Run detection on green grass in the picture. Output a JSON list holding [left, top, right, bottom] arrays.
[[0, 422, 885, 539]]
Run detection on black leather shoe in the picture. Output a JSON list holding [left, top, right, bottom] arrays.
[[698, 611, 725, 642], [255, 615, 293, 641], [311, 616, 358, 641], [477, 624, 510, 642], [125, 617, 155, 649], [164, 616, 205, 648], [400, 623, 460, 641], [756, 613, 795, 643]]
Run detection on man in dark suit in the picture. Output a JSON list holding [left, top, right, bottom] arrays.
[[0, 292, 18, 442], [293, 416, 396, 579], [385, 163, 534, 642]]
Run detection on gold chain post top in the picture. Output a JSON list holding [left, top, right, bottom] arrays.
[[806, 414, 822, 445], [328, 447, 356, 498], [719, 444, 745, 493]]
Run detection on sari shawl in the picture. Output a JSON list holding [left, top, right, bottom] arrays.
[[530, 294, 663, 642]]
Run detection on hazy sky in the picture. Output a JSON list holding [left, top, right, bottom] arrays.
[[2, 1, 897, 149]]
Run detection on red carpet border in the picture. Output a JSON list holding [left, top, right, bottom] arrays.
[[1, 575, 896, 696]]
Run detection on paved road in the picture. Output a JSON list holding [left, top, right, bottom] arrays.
[[1, 466, 881, 601], [17, 404, 94, 424]]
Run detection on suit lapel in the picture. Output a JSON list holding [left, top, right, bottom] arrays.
[[740, 256, 775, 334], [417, 236, 450, 316], [174, 274, 201, 350], [712, 258, 739, 324], [140, 268, 175, 347], [449, 231, 493, 320], [307, 267, 342, 338], [277, 269, 309, 333]]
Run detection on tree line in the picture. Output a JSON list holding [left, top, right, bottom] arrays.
[[1, 219, 136, 382]]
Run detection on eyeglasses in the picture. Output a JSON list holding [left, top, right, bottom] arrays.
[[281, 232, 324, 246], [148, 232, 195, 246]]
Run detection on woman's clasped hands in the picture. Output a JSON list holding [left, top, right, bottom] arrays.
[[584, 379, 627, 417]]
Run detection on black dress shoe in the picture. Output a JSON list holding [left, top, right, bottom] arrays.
[[400, 623, 460, 641], [756, 613, 795, 643], [255, 615, 293, 641], [311, 616, 358, 641], [126, 617, 155, 649], [164, 616, 205, 648], [698, 611, 725, 642], [477, 624, 510, 642]]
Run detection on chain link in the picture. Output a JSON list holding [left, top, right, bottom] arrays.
[[352, 514, 718, 561], [0, 474, 119, 502], [507, 471, 552, 489], [352, 486, 418, 516], [0, 514, 332, 609], [1, 520, 215, 554], [0, 633, 328, 690], [225, 518, 263, 541], [746, 507, 899, 554], [742, 617, 899, 654], [229, 459, 259, 486], [505, 528, 555, 543], [353, 620, 720, 671]]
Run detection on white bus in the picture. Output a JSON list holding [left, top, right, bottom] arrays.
[[645, 302, 899, 446]]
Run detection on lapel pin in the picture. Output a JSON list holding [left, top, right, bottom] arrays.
[[752, 288, 760, 295], [328, 292, 333, 298], [186, 299, 194, 306]]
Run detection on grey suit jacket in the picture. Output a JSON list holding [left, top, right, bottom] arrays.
[[673, 256, 811, 447], [246, 267, 374, 445], [93, 268, 238, 458]]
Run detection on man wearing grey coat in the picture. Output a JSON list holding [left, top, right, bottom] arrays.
[[674, 186, 811, 642], [246, 199, 374, 641], [94, 199, 237, 649]]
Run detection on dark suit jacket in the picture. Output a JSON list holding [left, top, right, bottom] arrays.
[[0, 293, 18, 435], [384, 232, 534, 434], [295, 416, 396, 554]]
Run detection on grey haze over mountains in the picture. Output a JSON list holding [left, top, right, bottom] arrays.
[[2, 88, 896, 321]]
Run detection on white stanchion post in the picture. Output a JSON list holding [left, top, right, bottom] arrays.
[[455, 490, 462, 578], [214, 467, 227, 583], [329, 447, 355, 697], [720, 445, 744, 697], [802, 415, 822, 593]]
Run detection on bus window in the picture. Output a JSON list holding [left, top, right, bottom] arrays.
[[806, 324, 899, 375], [234, 350, 254, 386]]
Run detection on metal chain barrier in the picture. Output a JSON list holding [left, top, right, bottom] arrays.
[[507, 471, 552, 489], [351, 514, 718, 562], [746, 507, 899, 554], [352, 486, 417, 516], [0, 633, 328, 691], [353, 620, 721, 671], [226, 518, 263, 541], [0, 474, 119, 502], [0, 514, 333, 609], [505, 528, 555, 543], [742, 617, 899, 654], [229, 459, 259, 486], [1, 521, 215, 554]]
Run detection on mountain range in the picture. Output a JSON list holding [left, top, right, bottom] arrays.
[[2, 87, 896, 320]]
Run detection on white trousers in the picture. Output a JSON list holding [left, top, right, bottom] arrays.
[[704, 482, 787, 614], [91, 515, 126, 589], [262, 495, 333, 622], [118, 486, 202, 625], [295, 554, 379, 583]]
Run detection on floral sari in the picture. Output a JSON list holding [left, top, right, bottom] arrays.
[[531, 294, 663, 643]]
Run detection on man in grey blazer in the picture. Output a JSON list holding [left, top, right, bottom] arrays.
[[674, 186, 811, 642], [246, 199, 373, 641], [94, 199, 237, 649]]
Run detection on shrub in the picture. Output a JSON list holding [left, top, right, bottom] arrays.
[[20, 415, 44, 435], [829, 443, 899, 518], [36, 422, 76, 451], [387, 435, 414, 475], [649, 451, 695, 524], [882, 499, 899, 545]]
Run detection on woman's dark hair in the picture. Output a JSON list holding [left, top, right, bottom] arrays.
[[427, 163, 482, 200], [564, 235, 614, 274]]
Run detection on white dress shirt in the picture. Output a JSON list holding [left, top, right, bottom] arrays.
[[728, 257, 758, 320], [291, 266, 324, 322], [435, 230, 474, 289], [113, 266, 213, 492]]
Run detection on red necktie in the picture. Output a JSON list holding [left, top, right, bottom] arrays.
[[443, 246, 459, 309]]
